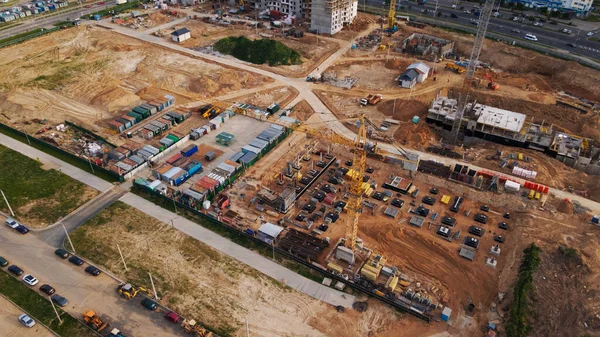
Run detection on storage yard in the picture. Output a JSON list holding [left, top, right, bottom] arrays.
[[1, 7, 600, 337]]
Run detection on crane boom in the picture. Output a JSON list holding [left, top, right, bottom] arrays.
[[450, 0, 496, 143]]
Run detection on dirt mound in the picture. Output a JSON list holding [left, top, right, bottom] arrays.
[[393, 121, 432, 148], [384, 58, 411, 70], [90, 87, 141, 112], [557, 198, 574, 214], [377, 99, 428, 121]]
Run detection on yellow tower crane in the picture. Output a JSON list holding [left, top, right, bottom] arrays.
[[388, 0, 397, 29]]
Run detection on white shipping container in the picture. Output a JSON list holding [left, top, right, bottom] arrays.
[[504, 180, 520, 193]]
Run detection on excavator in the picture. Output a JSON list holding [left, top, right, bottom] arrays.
[[83, 310, 109, 332], [483, 72, 499, 90], [181, 319, 213, 337], [116, 283, 151, 300]]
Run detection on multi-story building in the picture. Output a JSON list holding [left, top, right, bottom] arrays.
[[509, 0, 593, 16], [310, 0, 358, 35], [252, 0, 307, 18]]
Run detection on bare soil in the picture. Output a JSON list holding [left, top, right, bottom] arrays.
[[227, 86, 299, 109]]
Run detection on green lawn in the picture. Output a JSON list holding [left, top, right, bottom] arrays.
[[0, 271, 97, 337], [0, 145, 96, 226], [583, 14, 600, 22]]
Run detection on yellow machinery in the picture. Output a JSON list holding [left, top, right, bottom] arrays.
[[83, 310, 109, 332], [445, 62, 466, 74], [116, 283, 150, 300], [388, 0, 397, 29], [181, 319, 213, 337]]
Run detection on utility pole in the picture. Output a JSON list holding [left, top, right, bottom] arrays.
[[149, 273, 158, 300], [172, 197, 178, 214], [0, 189, 15, 217], [245, 318, 250, 337], [62, 224, 75, 254], [25, 133, 31, 145], [271, 241, 275, 260], [433, 0, 439, 17], [49, 296, 63, 324], [116, 244, 128, 271], [88, 158, 95, 174]]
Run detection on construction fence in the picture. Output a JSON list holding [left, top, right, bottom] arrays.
[[0, 27, 62, 49], [0, 122, 123, 182]]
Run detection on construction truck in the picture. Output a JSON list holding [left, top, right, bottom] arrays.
[[200, 105, 221, 119], [116, 283, 149, 300], [181, 319, 213, 337], [445, 62, 466, 74], [360, 94, 383, 106], [83, 310, 109, 332]]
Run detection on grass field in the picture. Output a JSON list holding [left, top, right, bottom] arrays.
[[0, 271, 97, 337], [0, 145, 97, 226]]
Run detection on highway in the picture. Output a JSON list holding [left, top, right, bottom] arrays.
[[0, 0, 116, 40], [361, 0, 600, 61]]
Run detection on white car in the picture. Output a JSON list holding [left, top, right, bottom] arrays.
[[451, 4, 457, 8], [5, 218, 19, 229], [18, 314, 36, 328], [587, 32, 594, 36], [525, 33, 538, 41], [22, 274, 38, 286]]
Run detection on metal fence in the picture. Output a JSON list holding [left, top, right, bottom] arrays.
[[0, 27, 62, 49], [0, 122, 123, 182]]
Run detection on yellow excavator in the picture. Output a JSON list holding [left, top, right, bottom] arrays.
[[181, 319, 213, 337], [83, 310, 110, 332], [116, 283, 150, 300]]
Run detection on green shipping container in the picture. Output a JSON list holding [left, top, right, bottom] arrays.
[[133, 107, 150, 118], [166, 134, 179, 142], [127, 111, 143, 122]]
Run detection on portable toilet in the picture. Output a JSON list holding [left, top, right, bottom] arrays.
[[441, 307, 452, 322], [412, 116, 420, 124]]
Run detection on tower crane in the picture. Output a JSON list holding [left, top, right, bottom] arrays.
[[450, 0, 496, 144], [388, 0, 397, 30]]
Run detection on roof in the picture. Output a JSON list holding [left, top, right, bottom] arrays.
[[399, 69, 419, 81], [407, 62, 430, 74], [258, 222, 284, 238], [474, 105, 526, 133], [171, 28, 190, 36], [459, 245, 476, 261]]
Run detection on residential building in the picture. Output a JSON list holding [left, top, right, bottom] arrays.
[[310, 0, 358, 35], [508, 0, 593, 15], [401, 33, 455, 58], [252, 0, 307, 18]]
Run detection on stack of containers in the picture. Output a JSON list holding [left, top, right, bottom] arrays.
[[129, 155, 145, 165], [152, 163, 173, 179], [248, 137, 268, 152], [171, 169, 190, 186], [141, 103, 158, 115], [162, 166, 183, 182], [209, 116, 222, 129], [142, 145, 160, 156]]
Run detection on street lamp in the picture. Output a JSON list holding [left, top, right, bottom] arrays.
[[0, 189, 14, 217]]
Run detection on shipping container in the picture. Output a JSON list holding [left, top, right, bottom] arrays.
[[166, 153, 183, 165], [115, 161, 133, 172], [241, 145, 261, 155], [183, 189, 204, 202], [185, 161, 202, 175], [159, 138, 174, 147], [108, 120, 125, 132], [153, 163, 174, 179], [121, 115, 137, 125], [181, 144, 198, 157], [190, 131, 200, 140], [129, 155, 145, 165], [267, 102, 280, 114], [122, 158, 137, 167], [249, 138, 268, 150], [164, 95, 175, 106], [162, 166, 183, 181], [148, 180, 162, 191], [127, 111, 144, 122], [171, 170, 189, 186], [238, 151, 257, 165], [142, 145, 160, 155], [166, 111, 184, 123], [229, 151, 245, 162], [114, 147, 131, 158], [141, 103, 158, 115], [137, 149, 153, 159], [166, 134, 179, 142], [132, 106, 150, 118], [108, 149, 125, 161], [151, 120, 168, 131], [205, 151, 216, 161], [217, 162, 236, 174], [116, 117, 132, 129]]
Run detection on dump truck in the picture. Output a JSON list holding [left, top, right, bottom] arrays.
[[360, 94, 383, 106], [116, 283, 150, 300], [83, 310, 109, 332], [182, 319, 214, 337], [445, 62, 466, 74]]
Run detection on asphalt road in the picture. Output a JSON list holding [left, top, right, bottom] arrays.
[[0, 296, 55, 337], [0, 0, 117, 40], [0, 221, 182, 337], [362, 0, 600, 60]]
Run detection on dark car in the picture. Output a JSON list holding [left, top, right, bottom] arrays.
[[85, 266, 101, 276], [320, 184, 336, 194], [469, 225, 484, 237], [141, 298, 158, 311], [494, 235, 505, 243], [40, 284, 56, 295], [498, 222, 509, 230], [334, 201, 346, 209], [55, 249, 69, 259], [474, 213, 488, 224], [15, 225, 29, 234], [464, 236, 480, 249], [567, 43, 576, 47], [8, 265, 23, 276], [429, 188, 439, 195], [366, 167, 374, 174], [422, 196, 436, 206], [345, 160, 353, 167], [51, 294, 69, 307], [165, 311, 181, 323], [68, 256, 84, 266], [391, 199, 404, 208], [450, 197, 463, 213], [480, 204, 489, 212], [0, 256, 8, 267], [372, 192, 384, 201], [450, 13, 458, 18]]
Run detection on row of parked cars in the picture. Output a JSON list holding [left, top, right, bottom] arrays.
[[5, 217, 30, 234]]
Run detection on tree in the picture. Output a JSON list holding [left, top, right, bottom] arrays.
[[437, 11, 442, 17], [539, 6, 549, 14]]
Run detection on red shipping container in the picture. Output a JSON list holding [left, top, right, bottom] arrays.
[[543, 186, 549, 194], [167, 153, 183, 165], [537, 185, 544, 192]]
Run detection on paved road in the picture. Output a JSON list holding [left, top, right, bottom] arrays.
[[35, 186, 127, 247], [0, 296, 55, 337], [119, 192, 356, 308], [0, 222, 181, 337], [0, 0, 117, 40]]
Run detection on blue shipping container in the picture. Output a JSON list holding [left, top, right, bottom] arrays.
[[181, 144, 198, 157], [185, 161, 203, 176]]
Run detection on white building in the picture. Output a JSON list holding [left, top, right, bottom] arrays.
[[253, 0, 306, 18], [406, 62, 431, 83], [310, 0, 358, 35], [171, 28, 191, 43], [257, 222, 284, 245]]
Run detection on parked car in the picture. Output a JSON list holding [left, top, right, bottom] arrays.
[[68, 255, 84, 266], [8, 265, 23, 276], [40, 284, 56, 295], [566, 43, 576, 47], [141, 298, 158, 311], [450, 13, 458, 18], [15, 225, 29, 234], [85, 266, 101, 276], [562, 28, 572, 34], [165, 311, 181, 323], [55, 249, 69, 259], [51, 294, 69, 307], [22, 274, 38, 286], [512, 29, 520, 34], [5, 218, 20, 229], [587, 31, 594, 36], [0, 256, 8, 267], [18, 314, 35, 328]]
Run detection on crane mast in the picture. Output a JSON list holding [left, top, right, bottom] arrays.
[[388, 0, 397, 29], [450, 0, 496, 144]]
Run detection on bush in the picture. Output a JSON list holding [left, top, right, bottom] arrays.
[[214, 36, 302, 66]]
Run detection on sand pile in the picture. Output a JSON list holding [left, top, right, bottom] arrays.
[[557, 198, 574, 214]]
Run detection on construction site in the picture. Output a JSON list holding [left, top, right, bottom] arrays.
[[0, 0, 600, 336]]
